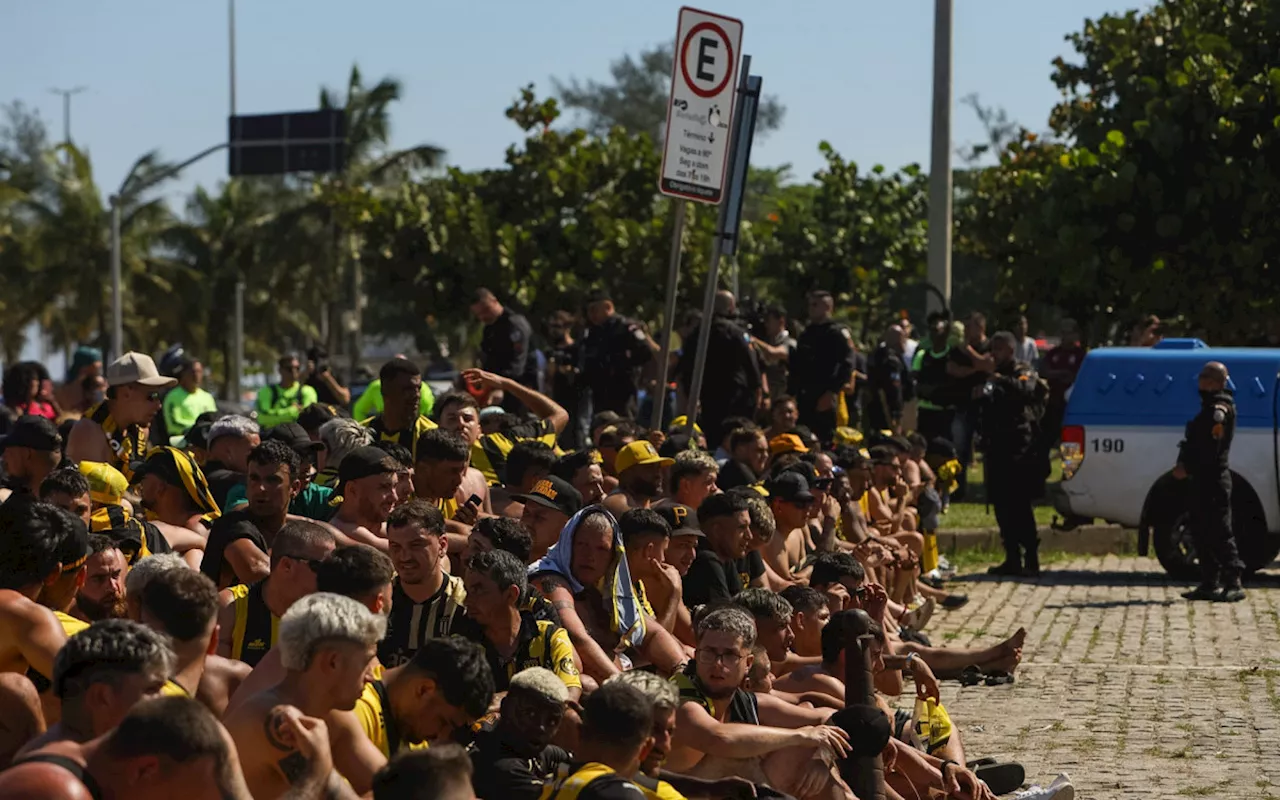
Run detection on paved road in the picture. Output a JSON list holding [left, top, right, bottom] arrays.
[[910, 555, 1280, 799]]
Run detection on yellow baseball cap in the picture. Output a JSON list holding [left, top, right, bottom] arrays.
[[614, 440, 675, 475], [668, 415, 703, 435], [79, 461, 128, 506], [769, 433, 809, 456]]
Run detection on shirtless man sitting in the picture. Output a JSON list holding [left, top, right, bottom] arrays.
[[17, 619, 172, 757], [329, 446, 400, 550], [761, 471, 821, 583], [0, 499, 77, 747], [664, 607, 855, 800], [139, 568, 251, 716], [224, 593, 381, 799], [530, 507, 686, 682], [808, 552, 1024, 682], [602, 441, 673, 517]]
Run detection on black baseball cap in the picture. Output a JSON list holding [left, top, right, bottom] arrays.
[[131, 449, 184, 488], [0, 416, 61, 453], [768, 471, 815, 504], [514, 476, 583, 518], [266, 422, 325, 456], [655, 503, 703, 538], [338, 446, 399, 486]]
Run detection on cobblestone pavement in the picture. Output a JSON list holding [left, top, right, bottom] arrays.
[[905, 554, 1279, 799]]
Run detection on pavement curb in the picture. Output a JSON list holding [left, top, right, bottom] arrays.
[[936, 524, 1136, 556]]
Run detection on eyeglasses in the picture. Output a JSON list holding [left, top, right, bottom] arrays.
[[695, 647, 745, 668], [280, 553, 326, 572]]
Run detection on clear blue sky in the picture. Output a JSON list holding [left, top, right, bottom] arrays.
[[4, 0, 1135, 206]]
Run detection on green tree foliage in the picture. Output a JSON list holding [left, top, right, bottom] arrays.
[[964, 0, 1280, 343], [749, 144, 929, 339], [555, 43, 785, 142]]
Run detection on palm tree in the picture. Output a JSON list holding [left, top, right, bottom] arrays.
[[20, 145, 177, 355], [320, 64, 445, 182]]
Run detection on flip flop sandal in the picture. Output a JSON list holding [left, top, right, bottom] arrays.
[[973, 761, 1026, 795], [966, 757, 998, 769], [984, 670, 1015, 686], [898, 627, 932, 647], [941, 593, 970, 609], [958, 665, 984, 686]]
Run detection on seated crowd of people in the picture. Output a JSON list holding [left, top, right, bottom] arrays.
[[0, 348, 1069, 800]]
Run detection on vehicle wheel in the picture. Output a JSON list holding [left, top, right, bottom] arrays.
[[1148, 474, 1278, 578]]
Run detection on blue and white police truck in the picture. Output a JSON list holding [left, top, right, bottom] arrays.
[[1055, 339, 1280, 578]]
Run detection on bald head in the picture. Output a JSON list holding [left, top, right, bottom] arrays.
[[714, 290, 737, 317], [1199, 361, 1228, 391]]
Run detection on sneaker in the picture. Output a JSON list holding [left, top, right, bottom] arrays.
[[1217, 586, 1246, 603], [1011, 774, 1075, 800], [1182, 584, 1219, 601], [941, 593, 970, 610]]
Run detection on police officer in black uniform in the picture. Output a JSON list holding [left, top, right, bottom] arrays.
[[789, 290, 857, 445], [977, 331, 1050, 577], [677, 290, 761, 445], [1174, 361, 1245, 602], [866, 323, 912, 433], [472, 288, 538, 415], [579, 289, 656, 419]]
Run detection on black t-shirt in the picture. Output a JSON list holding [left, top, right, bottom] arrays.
[[468, 723, 570, 800], [716, 459, 757, 492], [683, 547, 765, 607], [200, 508, 269, 588], [203, 460, 246, 512], [305, 371, 347, 407], [948, 340, 991, 408]]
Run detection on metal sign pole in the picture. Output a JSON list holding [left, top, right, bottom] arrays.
[[651, 200, 687, 432], [683, 55, 752, 440]]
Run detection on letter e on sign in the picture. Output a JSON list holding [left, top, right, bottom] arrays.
[[658, 6, 744, 205]]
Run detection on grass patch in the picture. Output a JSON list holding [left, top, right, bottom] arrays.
[[942, 503, 1058, 530], [946, 547, 1076, 573], [1155, 673, 1172, 685], [1050, 720, 1066, 732]]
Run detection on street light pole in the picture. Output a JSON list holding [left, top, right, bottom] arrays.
[[108, 142, 230, 361], [228, 0, 245, 404], [109, 197, 122, 360], [926, 0, 954, 315], [48, 86, 86, 146]]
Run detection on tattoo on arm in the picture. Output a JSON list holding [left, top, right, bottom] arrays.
[[264, 708, 311, 786]]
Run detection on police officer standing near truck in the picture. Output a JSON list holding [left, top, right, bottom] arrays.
[[978, 331, 1050, 577], [1173, 361, 1246, 603]]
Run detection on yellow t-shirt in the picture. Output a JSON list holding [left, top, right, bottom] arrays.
[[354, 680, 429, 758]]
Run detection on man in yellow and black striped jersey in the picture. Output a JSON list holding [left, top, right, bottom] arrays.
[[458, 549, 582, 701], [328, 636, 494, 796], [215, 520, 336, 668], [380, 500, 466, 668], [362, 358, 438, 465]]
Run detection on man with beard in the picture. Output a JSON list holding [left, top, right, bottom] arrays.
[[665, 607, 854, 800], [38, 470, 92, 527], [328, 636, 495, 796], [216, 520, 337, 667], [140, 568, 252, 717], [603, 441, 673, 517], [16, 619, 172, 756], [608, 670, 756, 800], [330, 447, 400, 549], [225, 592, 381, 799], [516, 476, 582, 564], [467, 667, 571, 800], [67, 352, 174, 483], [225, 423, 333, 523], [681, 493, 754, 608], [201, 441, 302, 589], [0, 416, 62, 501], [380, 500, 467, 668], [372, 442, 414, 510], [363, 358, 438, 465], [72, 535, 128, 622]]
